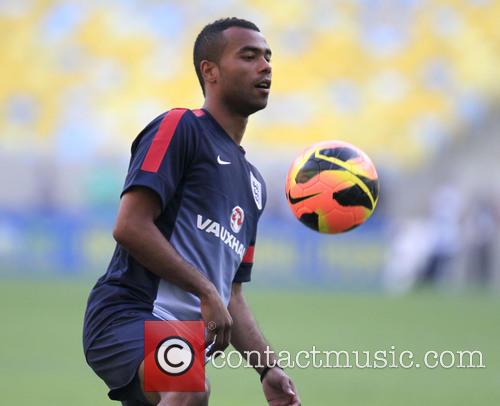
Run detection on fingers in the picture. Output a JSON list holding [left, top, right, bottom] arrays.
[[205, 329, 216, 349], [280, 378, 295, 397], [200, 288, 233, 358], [213, 330, 225, 355], [206, 332, 224, 357], [288, 379, 300, 405], [274, 398, 299, 406], [224, 321, 232, 350], [206, 319, 232, 357], [263, 370, 300, 406], [280, 377, 300, 406], [289, 391, 300, 404]]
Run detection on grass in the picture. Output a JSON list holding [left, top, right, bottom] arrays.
[[0, 280, 499, 405]]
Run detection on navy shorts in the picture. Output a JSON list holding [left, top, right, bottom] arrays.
[[84, 312, 161, 404]]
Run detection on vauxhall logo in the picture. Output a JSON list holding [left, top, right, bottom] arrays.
[[196, 215, 245, 260]]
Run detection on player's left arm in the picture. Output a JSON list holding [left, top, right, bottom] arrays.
[[228, 282, 301, 406]]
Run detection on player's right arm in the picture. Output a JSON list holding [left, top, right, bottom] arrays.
[[113, 186, 232, 354]]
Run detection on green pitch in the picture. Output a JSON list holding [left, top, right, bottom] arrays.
[[0, 280, 499, 405]]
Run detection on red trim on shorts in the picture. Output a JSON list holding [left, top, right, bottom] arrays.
[[141, 108, 187, 173]]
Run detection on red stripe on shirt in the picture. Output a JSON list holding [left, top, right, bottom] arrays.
[[141, 108, 188, 173], [242, 245, 255, 264]]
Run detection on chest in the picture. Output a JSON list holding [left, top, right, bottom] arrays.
[[192, 136, 260, 206], [180, 132, 263, 241]]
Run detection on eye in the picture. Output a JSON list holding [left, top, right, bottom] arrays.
[[241, 53, 256, 61]]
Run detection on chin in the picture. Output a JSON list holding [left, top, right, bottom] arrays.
[[243, 98, 269, 116], [226, 93, 269, 117]]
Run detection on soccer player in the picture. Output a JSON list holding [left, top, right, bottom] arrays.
[[83, 17, 301, 406]]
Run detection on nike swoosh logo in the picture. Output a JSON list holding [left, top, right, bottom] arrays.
[[287, 191, 321, 205], [217, 155, 231, 165]]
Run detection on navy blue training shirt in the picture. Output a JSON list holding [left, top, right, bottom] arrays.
[[83, 108, 266, 349]]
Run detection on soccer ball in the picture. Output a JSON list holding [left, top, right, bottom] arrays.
[[285, 140, 379, 234]]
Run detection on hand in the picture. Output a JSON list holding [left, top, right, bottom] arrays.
[[200, 286, 233, 357], [262, 367, 301, 406]]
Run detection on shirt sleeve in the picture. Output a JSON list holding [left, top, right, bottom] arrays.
[[233, 241, 256, 283], [121, 108, 196, 210]]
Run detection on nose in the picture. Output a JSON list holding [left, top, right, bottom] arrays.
[[259, 57, 272, 74]]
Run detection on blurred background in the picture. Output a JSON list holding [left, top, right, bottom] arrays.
[[1, 1, 499, 405]]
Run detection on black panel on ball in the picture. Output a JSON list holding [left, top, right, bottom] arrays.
[[299, 212, 319, 231], [357, 175, 379, 202], [319, 147, 359, 162], [333, 184, 373, 210], [318, 159, 345, 172], [295, 157, 320, 184], [295, 153, 346, 185]]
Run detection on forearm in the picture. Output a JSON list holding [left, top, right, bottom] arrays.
[[228, 285, 276, 373], [114, 219, 214, 298]]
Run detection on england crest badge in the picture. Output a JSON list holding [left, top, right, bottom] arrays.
[[250, 171, 262, 210]]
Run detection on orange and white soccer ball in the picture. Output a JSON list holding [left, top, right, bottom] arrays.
[[285, 140, 379, 234]]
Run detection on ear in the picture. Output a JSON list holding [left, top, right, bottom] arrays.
[[200, 60, 219, 86]]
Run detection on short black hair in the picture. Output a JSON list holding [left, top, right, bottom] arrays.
[[193, 17, 260, 96]]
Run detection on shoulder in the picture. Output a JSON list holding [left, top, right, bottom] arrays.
[[169, 108, 209, 126], [158, 108, 199, 131], [145, 108, 205, 133], [131, 108, 204, 153]]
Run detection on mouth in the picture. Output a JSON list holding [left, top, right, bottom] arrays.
[[254, 78, 271, 92]]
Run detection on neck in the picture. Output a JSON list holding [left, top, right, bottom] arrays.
[[202, 97, 248, 145]]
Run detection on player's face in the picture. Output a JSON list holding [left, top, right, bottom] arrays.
[[217, 27, 272, 116]]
